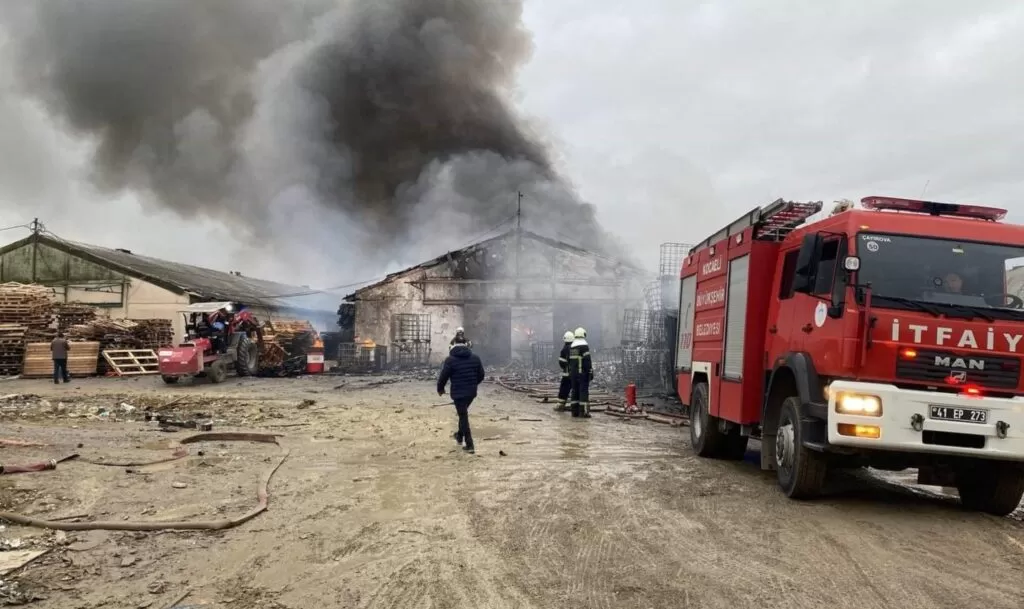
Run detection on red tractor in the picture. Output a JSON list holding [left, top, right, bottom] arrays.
[[157, 302, 264, 384]]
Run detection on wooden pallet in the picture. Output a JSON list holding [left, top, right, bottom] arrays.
[[101, 349, 160, 375], [22, 342, 100, 378]]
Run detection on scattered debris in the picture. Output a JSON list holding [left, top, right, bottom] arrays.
[[492, 377, 622, 406], [161, 589, 191, 608], [156, 416, 213, 432], [0, 576, 42, 605], [0, 550, 48, 575], [0, 433, 289, 532]]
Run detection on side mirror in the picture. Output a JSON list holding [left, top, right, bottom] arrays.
[[828, 252, 855, 319], [792, 233, 824, 294]]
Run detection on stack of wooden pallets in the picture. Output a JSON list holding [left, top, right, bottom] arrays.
[[0, 283, 55, 376], [264, 319, 318, 354], [0, 325, 27, 376], [22, 341, 100, 378], [65, 317, 175, 373], [130, 319, 174, 349], [54, 304, 98, 331]]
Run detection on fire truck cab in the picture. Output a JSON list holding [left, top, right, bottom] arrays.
[[676, 196, 1024, 515]]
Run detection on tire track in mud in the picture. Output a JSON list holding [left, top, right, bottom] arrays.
[[527, 485, 563, 575], [650, 467, 799, 605], [361, 559, 426, 609]]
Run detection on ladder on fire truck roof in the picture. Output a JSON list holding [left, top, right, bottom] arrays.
[[689, 199, 823, 254]]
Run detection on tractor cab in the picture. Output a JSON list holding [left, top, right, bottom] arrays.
[[182, 301, 235, 346]]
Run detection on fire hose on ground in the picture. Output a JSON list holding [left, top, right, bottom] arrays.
[[0, 453, 79, 474], [0, 432, 289, 532]]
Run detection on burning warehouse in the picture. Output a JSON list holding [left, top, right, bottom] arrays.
[[343, 227, 647, 368]]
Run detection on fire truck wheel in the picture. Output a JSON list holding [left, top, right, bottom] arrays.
[[689, 382, 726, 458], [208, 362, 227, 384], [161, 375, 179, 385], [235, 334, 258, 377], [955, 462, 1024, 516], [775, 396, 827, 499]]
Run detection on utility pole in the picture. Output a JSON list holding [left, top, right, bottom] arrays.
[[516, 191, 523, 230], [30, 218, 40, 283], [515, 192, 523, 302]]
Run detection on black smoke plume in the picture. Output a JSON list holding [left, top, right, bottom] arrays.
[[1, 0, 623, 279]]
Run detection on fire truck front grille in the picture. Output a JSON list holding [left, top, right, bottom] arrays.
[[895, 349, 1020, 390]]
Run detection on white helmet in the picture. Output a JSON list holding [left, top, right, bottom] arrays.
[[455, 327, 464, 334], [562, 331, 574, 342], [573, 327, 587, 339]]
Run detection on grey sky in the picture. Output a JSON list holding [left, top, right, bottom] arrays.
[[2, 0, 1023, 288]]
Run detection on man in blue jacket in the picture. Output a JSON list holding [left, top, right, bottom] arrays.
[[437, 339, 486, 453]]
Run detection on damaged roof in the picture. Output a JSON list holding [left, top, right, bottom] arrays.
[[345, 228, 644, 300], [0, 234, 337, 313]]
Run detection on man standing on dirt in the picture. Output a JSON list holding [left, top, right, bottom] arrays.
[[50, 332, 71, 384], [437, 338, 485, 454]]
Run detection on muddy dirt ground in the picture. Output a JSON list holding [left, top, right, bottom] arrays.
[[1, 373, 1023, 609]]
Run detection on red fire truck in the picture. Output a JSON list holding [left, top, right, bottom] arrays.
[[676, 196, 1024, 515]]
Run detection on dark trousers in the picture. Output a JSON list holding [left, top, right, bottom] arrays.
[[557, 375, 571, 407], [453, 396, 475, 448], [53, 358, 70, 383], [570, 374, 590, 416]]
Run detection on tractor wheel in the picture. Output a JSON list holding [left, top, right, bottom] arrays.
[[161, 375, 179, 385], [775, 396, 828, 499], [208, 361, 227, 384], [235, 334, 259, 377]]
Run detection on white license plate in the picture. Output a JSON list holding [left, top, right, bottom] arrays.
[[929, 405, 988, 424]]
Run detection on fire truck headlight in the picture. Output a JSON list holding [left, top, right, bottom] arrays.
[[835, 393, 883, 417]]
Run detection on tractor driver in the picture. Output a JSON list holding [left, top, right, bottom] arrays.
[[207, 311, 229, 353]]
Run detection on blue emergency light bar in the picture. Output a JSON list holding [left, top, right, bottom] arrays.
[[861, 196, 1007, 222]]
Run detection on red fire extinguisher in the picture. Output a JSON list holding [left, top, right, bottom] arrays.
[[625, 383, 637, 407]]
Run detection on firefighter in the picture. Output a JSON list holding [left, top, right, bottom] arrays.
[[568, 327, 593, 418], [942, 272, 964, 294], [555, 331, 574, 412], [449, 327, 473, 351]]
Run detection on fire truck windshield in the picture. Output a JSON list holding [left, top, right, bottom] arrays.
[[856, 233, 1024, 317]]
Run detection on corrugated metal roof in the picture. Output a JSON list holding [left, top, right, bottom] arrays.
[[345, 228, 644, 300], [0, 234, 337, 312]]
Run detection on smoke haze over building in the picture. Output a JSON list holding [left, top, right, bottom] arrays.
[[0, 0, 619, 284]]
